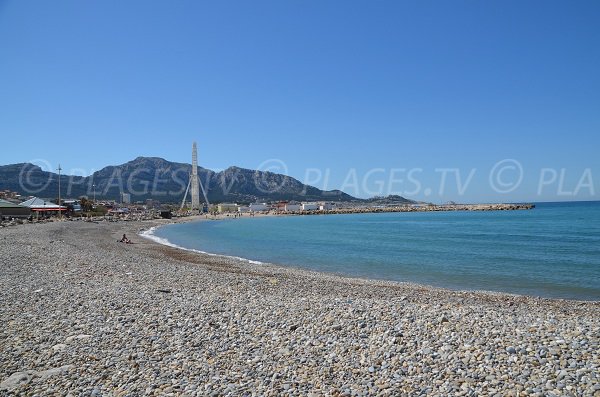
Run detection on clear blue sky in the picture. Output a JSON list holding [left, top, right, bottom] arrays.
[[1, 0, 599, 202]]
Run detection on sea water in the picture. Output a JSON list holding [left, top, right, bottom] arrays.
[[149, 201, 600, 300]]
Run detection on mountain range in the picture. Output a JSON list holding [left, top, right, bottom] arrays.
[[0, 157, 414, 205]]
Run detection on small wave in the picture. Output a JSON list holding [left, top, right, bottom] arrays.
[[139, 225, 265, 265]]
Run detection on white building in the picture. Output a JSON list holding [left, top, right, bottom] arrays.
[[121, 193, 131, 204], [301, 202, 319, 211], [319, 202, 335, 211], [285, 203, 301, 211], [238, 206, 250, 213], [249, 203, 269, 212]]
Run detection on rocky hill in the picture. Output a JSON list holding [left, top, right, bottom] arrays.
[[363, 195, 417, 205], [0, 157, 357, 204]]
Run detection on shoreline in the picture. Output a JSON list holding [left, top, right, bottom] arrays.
[[139, 224, 266, 267], [1, 220, 598, 394], [140, 216, 598, 303]]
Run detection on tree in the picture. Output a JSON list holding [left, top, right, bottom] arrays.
[[79, 197, 93, 212]]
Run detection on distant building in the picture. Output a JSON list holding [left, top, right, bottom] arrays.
[[319, 202, 335, 211], [20, 197, 66, 216], [301, 202, 319, 211], [145, 199, 159, 209], [0, 199, 31, 219], [285, 203, 301, 211], [0, 190, 22, 202], [217, 203, 238, 213], [249, 203, 269, 212], [108, 208, 129, 215], [238, 206, 250, 213], [63, 199, 82, 212], [121, 193, 131, 204], [274, 201, 288, 211]]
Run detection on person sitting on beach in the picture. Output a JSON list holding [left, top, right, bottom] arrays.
[[119, 234, 132, 244]]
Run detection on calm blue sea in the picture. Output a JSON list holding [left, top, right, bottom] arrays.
[[149, 201, 600, 300]]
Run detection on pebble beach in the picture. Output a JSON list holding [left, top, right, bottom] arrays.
[[1, 220, 598, 396]]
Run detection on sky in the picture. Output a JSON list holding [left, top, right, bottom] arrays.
[[1, 0, 599, 202]]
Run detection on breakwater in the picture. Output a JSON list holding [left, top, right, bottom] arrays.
[[282, 203, 534, 216]]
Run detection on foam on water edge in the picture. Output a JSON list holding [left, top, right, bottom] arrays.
[[139, 226, 264, 265]]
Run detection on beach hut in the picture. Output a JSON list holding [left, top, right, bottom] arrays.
[[20, 197, 67, 216], [0, 199, 31, 219]]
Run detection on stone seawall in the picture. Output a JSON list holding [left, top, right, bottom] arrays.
[[283, 203, 535, 216]]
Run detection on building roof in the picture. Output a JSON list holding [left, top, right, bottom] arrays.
[[20, 197, 67, 210], [0, 199, 26, 209]]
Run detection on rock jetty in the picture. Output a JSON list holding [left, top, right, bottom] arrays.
[[279, 203, 535, 216]]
